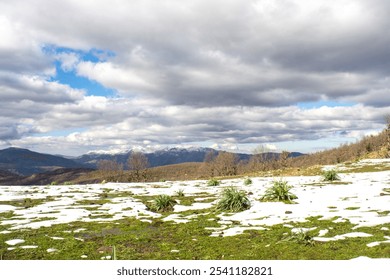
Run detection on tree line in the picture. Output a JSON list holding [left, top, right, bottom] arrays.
[[97, 117, 390, 182]]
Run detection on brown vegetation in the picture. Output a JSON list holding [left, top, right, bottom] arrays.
[[127, 152, 149, 182], [82, 126, 389, 183]]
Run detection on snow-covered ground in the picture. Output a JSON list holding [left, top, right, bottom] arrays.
[[1, 159, 390, 249]]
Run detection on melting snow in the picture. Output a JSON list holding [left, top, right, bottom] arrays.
[[0, 158, 390, 252]]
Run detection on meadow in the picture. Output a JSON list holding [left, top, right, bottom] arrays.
[[1, 159, 390, 260]]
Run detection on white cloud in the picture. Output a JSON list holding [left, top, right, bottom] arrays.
[[56, 52, 80, 72]]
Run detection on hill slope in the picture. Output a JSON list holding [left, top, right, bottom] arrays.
[[0, 147, 88, 176]]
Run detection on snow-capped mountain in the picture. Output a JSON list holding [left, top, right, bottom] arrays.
[[74, 147, 232, 168]]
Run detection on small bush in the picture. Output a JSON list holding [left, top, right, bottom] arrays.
[[175, 189, 185, 197], [261, 180, 298, 203], [22, 198, 33, 208], [207, 178, 220, 186], [150, 195, 177, 212], [216, 186, 251, 212], [322, 170, 340, 181], [282, 230, 315, 246], [244, 178, 253, 185]]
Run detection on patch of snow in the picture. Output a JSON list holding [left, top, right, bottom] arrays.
[[318, 229, 329, 237], [5, 239, 25, 246], [47, 248, 58, 253], [314, 232, 373, 242], [0, 205, 16, 212], [20, 245, 38, 249]]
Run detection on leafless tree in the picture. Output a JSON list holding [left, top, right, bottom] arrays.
[[213, 151, 239, 176], [249, 144, 274, 171], [279, 151, 290, 169], [201, 150, 217, 177], [127, 152, 149, 181], [97, 159, 123, 181]]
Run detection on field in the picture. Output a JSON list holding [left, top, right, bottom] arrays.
[[1, 159, 390, 260]]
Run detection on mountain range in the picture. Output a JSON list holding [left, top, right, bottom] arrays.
[[0, 147, 304, 184]]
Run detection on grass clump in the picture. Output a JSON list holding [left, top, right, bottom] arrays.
[[281, 229, 315, 246], [216, 186, 251, 212], [207, 178, 220, 186], [322, 169, 340, 181], [244, 178, 253, 186], [150, 195, 177, 212], [261, 180, 298, 203], [175, 189, 185, 197]]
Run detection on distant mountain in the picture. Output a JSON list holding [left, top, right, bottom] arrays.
[[0, 147, 89, 176], [0, 147, 305, 178], [75, 147, 247, 168]]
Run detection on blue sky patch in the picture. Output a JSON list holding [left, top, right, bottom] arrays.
[[297, 100, 357, 109], [44, 45, 116, 97]]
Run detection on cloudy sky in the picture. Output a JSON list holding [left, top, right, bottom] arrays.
[[1, 0, 389, 156]]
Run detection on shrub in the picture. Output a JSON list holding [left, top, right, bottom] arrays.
[[207, 178, 220, 186], [244, 178, 252, 185], [282, 229, 315, 246], [322, 169, 340, 181], [261, 180, 298, 203], [175, 189, 185, 197], [22, 198, 33, 208], [216, 186, 251, 212], [150, 195, 177, 212]]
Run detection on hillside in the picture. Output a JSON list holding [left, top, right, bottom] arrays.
[[0, 147, 88, 176]]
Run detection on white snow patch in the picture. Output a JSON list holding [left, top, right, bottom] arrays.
[[314, 232, 373, 242], [20, 245, 38, 249], [47, 248, 58, 253], [5, 239, 25, 246]]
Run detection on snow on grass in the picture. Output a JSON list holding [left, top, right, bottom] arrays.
[[0, 158, 390, 248]]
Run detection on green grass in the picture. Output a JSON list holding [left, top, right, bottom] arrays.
[[260, 180, 298, 203], [244, 178, 253, 186], [322, 170, 340, 181], [207, 178, 220, 186], [175, 189, 185, 197], [1, 216, 390, 260], [149, 195, 177, 212], [0, 198, 55, 209], [339, 164, 390, 173], [215, 186, 251, 212]]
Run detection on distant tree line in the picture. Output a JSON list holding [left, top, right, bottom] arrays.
[[96, 118, 390, 182], [97, 152, 149, 182]]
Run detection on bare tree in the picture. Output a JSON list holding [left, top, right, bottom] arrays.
[[249, 144, 273, 171], [213, 151, 239, 176], [127, 152, 149, 181], [201, 150, 217, 177], [97, 159, 123, 181], [279, 150, 290, 169]]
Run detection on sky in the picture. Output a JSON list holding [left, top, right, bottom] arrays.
[[0, 0, 389, 156]]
